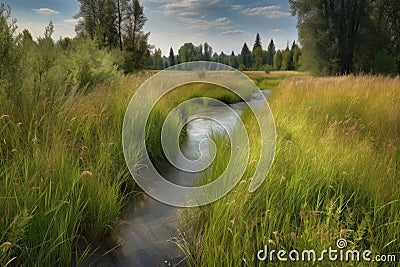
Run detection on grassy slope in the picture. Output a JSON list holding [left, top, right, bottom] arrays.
[[182, 73, 400, 266]]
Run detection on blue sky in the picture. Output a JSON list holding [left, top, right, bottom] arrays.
[[3, 0, 298, 56]]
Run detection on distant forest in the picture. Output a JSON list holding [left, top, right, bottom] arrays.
[[1, 0, 399, 91], [75, 0, 302, 72], [152, 36, 301, 73]]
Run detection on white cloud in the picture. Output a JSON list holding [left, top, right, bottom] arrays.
[[243, 5, 290, 19], [180, 16, 234, 31], [33, 8, 60, 15], [232, 5, 243, 10], [161, 0, 228, 14], [63, 18, 81, 25], [219, 29, 244, 36], [178, 11, 198, 17], [162, 0, 193, 13], [214, 17, 232, 25]]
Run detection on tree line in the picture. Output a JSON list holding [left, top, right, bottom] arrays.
[[149, 33, 302, 72], [2, 0, 399, 84], [76, 0, 150, 72], [290, 0, 400, 75]]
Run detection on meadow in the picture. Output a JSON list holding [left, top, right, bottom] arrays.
[[181, 74, 400, 266], [1, 69, 399, 266], [0, 69, 245, 266]]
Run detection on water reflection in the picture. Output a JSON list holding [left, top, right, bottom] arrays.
[[82, 91, 270, 267]]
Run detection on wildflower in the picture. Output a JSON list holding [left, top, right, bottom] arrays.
[[280, 176, 287, 183], [273, 231, 279, 238], [268, 239, 276, 245], [230, 218, 235, 225], [80, 171, 93, 177]]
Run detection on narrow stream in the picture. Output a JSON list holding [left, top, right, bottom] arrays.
[[83, 90, 270, 267]]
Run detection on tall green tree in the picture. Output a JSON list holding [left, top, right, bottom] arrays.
[[252, 47, 264, 70], [229, 51, 239, 68], [291, 41, 302, 70], [116, 0, 128, 51], [281, 45, 293, 71], [102, 0, 119, 49], [124, 0, 150, 70], [203, 42, 213, 61], [273, 50, 283, 70], [179, 42, 195, 63], [372, 0, 400, 73], [75, 0, 98, 39], [240, 43, 251, 69], [219, 52, 228, 65], [211, 52, 219, 63], [76, 0, 118, 48], [289, 0, 369, 74], [178, 42, 207, 62], [169, 47, 175, 67], [253, 33, 262, 51], [151, 48, 163, 69], [266, 39, 276, 66], [193, 44, 203, 61]]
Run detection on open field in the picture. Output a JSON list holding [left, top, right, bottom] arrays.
[[244, 71, 306, 90], [182, 74, 400, 266]]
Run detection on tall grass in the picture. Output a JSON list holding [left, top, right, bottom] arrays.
[[0, 73, 150, 266], [182, 75, 400, 266], [0, 73, 249, 266]]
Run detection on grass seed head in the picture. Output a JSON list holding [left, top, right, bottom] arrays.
[[80, 171, 93, 177], [0, 242, 12, 250]]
